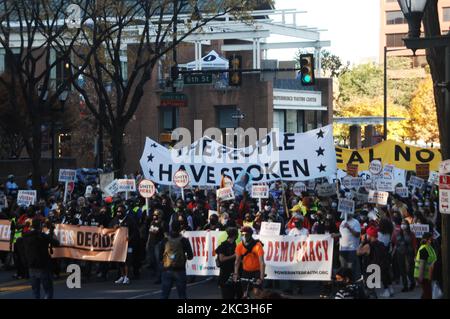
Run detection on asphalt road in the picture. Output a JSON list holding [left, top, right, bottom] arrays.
[[0, 264, 421, 299]]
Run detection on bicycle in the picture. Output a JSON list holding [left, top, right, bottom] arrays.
[[226, 274, 262, 299]]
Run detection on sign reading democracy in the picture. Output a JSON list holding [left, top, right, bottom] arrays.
[[140, 126, 337, 186], [52, 224, 128, 262]]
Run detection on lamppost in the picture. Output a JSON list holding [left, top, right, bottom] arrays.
[[397, 0, 450, 299]]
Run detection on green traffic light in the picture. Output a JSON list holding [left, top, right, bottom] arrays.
[[303, 74, 312, 83]]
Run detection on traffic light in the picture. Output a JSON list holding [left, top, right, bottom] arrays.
[[300, 54, 315, 86], [228, 55, 242, 87]]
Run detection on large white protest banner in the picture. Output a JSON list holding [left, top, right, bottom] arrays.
[[140, 125, 337, 186], [184, 231, 224, 276], [259, 234, 333, 281], [17, 190, 37, 207]]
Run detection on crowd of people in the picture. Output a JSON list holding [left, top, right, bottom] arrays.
[[0, 172, 444, 299]]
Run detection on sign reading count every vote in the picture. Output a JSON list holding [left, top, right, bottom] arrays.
[[140, 125, 337, 186]]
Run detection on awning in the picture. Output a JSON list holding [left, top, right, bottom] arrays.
[[185, 50, 229, 70]]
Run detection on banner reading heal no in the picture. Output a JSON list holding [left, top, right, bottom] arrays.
[[51, 224, 128, 262]]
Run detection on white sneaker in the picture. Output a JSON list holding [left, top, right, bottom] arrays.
[[389, 286, 395, 296], [115, 276, 125, 284], [380, 289, 391, 298], [123, 277, 130, 284]]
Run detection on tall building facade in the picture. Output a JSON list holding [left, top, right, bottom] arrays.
[[380, 0, 450, 65]]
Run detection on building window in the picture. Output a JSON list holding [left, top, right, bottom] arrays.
[[273, 110, 321, 133], [286, 110, 297, 133], [386, 33, 408, 47], [444, 7, 450, 21], [386, 11, 407, 25], [160, 108, 179, 132], [273, 110, 285, 132]]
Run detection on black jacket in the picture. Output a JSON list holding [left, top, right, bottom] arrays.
[[22, 230, 60, 270], [109, 214, 140, 248]]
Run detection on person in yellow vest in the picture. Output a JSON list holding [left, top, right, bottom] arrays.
[[414, 232, 437, 299]]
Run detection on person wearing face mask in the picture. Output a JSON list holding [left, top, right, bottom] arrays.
[[215, 228, 241, 299], [392, 221, 417, 292], [220, 212, 236, 228], [338, 211, 361, 282], [233, 227, 265, 296], [146, 209, 166, 284], [287, 215, 309, 236], [170, 199, 194, 232], [414, 232, 437, 299], [333, 267, 367, 299], [203, 213, 223, 231]]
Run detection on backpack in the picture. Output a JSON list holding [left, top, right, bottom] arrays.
[[163, 237, 185, 269]]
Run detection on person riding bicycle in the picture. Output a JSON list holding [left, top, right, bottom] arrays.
[[233, 226, 265, 297], [333, 267, 367, 299]]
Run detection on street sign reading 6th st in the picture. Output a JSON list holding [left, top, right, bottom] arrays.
[[183, 73, 212, 85]]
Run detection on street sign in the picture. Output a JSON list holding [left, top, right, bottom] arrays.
[[138, 179, 156, 198], [439, 174, 450, 214], [231, 113, 245, 120], [160, 92, 187, 107], [183, 73, 212, 85]]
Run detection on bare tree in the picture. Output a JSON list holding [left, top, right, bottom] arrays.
[[68, 0, 270, 176]]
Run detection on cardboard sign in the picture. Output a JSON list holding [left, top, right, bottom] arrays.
[[216, 187, 235, 201], [138, 179, 156, 198], [416, 164, 430, 180], [259, 222, 281, 236], [350, 177, 363, 190], [395, 186, 409, 198], [58, 169, 76, 182], [428, 171, 439, 185], [84, 185, 93, 198], [409, 176, 425, 189], [347, 164, 359, 177], [117, 179, 136, 192], [173, 170, 190, 188], [292, 182, 307, 196], [105, 179, 119, 196], [368, 190, 389, 206], [100, 172, 115, 193], [410, 224, 430, 239], [251, 184, 269, 199], [317, 183, 337, 197], [17, 190, 37, 207], [338, 198, 355, 215], [377, 177, 395, 192], [369, 160, 383, 175]]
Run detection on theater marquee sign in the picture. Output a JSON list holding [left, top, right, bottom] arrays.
[[273, 89, 325, 111]]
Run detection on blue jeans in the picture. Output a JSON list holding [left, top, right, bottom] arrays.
[[29, 268, 53, 299], [161, 270, 187, 299], [339, 250, 360, 282]]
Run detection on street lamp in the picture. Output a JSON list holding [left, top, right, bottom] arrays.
[[397, 0, 450, 299], [397, 0, 428, 38]]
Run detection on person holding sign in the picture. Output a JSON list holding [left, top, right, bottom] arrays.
[[338, 211, 361, 282]]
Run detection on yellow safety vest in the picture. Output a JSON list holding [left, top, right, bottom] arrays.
[[414, 244, 437, 280]]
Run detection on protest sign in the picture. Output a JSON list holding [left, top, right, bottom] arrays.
[[368, 190, 389, 206], [17, 190, 37, 207], [369, 160, 383, 175], [317, 183, 337, 197], [410, 224, 430, 239], [100, 172, 115, 193], [117, 179, 136, 192], [347, 164, 358, 177], [439, 175, 450, 214], [251, 184, 269, 199], [416, 164, 430, 180], [138, 179, 156, 198], [216, 187, 235, 201], [428, 171, 439, 185], [140, 125, 337, 186], [0, 220, 11, 252], [259, 234, 333, 281], [292, 182, 307, 196], [376, 177, 395, 192], [408, 176, 425, 189], [84, 185, 93, 198], [395, 186, 409, 198], [342, 176, 352, 189], [259, 222, 281, 236], [338, 198, 355, 215], [105, 179, 119, 196], [58, 169, 76, 183], [350, 177, 363, 190], [52, 224, 128, 262], [383, 164, 395, 175], [306, 180, 316, 191]]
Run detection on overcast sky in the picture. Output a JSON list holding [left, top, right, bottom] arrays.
[[265, 0, 381, 65]]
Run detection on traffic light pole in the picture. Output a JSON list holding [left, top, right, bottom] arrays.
[[179, 67, 303, 75]]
